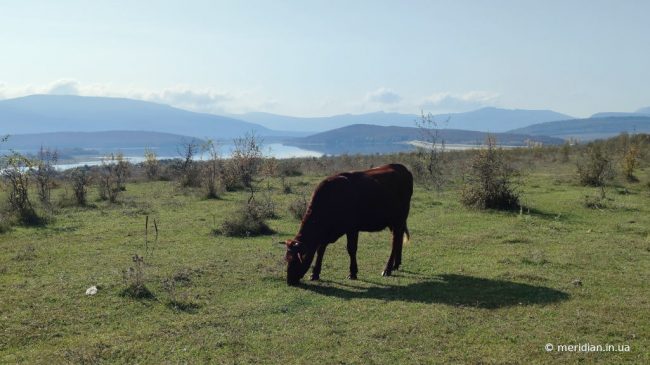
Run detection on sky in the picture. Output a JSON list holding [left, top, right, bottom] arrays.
[[1, 0, 649, 118]]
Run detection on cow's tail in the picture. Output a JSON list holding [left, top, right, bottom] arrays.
[[403, 224, 410, 244]]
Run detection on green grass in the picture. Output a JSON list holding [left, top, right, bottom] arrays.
[[1, 165, 650, 364]]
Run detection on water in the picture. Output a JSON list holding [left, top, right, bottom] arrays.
[[4, 142, 488, 171], [51, 143, 323, 170]]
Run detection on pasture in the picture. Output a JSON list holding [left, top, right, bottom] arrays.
[[1, 158, 649, 364]]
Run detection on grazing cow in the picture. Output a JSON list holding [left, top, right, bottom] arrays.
[[283, 163, 413, 285]]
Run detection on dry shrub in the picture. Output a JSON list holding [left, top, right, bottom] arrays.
[[622, 145, 640, 182], [121, 254, 154, 299], [460, 136, 520, 210], [220, 202, 274, 237]]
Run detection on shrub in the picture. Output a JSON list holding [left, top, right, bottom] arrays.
[[220, 202, 274, 237], [576, 144, 614, 187], [2, 152, 41, 225], [121, 254, 153, 299], [231, 133, 263, 199], [460, 136, 520, 210], [34, 147, 58, 205], [69, 167, 91, 206], [288, 193, 308, 220], [622, 145, 640, 182], [97, 154, 123, 202], [177, 140, 201, 188], [143, 148, 159, 180], [202, 140, 222, 199]]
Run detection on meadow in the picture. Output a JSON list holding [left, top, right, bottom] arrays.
[[1, 144, 650, 364]]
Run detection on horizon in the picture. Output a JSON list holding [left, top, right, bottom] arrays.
[[1, 1, 649, 118]]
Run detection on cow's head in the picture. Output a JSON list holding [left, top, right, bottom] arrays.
[[283, 239, 312, 285]]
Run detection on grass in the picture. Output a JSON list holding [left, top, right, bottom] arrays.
[[1, 163, 649, 364]]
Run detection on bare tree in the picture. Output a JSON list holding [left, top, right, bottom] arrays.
[[177, 140, 201, 187], [415, 111, 447, 190], [202, 139, 221, 198], [231, 132, 263, 203]]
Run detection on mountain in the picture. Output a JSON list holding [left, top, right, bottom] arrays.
[[232, 108, 573, 133], [288, 124, 564, 151], [230, 111, 418, 133], [590, 112, 648, 118], [636, 106, 650, 114], [509, 116, 650, 141], [0, 95, 293, 139], [2, 131, 203, 150]]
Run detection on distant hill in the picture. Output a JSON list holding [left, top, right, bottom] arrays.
[[232, 107, 573, 133], [0, 95, 294, 139], [590, 112, 649, 118], [2, 131, 204, 150], [637, 106, 650, 114], [289, 124, 564, 149], [509, 116, 650, 140], [230, 111, 418, 133]]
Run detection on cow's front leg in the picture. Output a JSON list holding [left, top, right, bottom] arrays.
[[383, 226, 404, 277], [310, 245, 327, 281], [346, 231, 359, 280]]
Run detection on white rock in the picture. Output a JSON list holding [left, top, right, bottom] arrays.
[[85, 286, 98, 295]]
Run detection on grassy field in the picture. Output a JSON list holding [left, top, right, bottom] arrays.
[[1, 161, 649, 364]]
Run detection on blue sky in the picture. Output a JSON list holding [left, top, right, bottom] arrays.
[[1, 0, 649, 117]]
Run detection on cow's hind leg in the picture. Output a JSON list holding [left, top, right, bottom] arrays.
[[346, 231, 359, 280], [382, 225, 404, 277], [393, 222, 408, 271], [310, 245, 327, 281]]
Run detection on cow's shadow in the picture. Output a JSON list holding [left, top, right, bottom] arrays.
[[299, 273, 569, 309]]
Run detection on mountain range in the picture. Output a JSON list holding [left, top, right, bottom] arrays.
[[288, 124, 564, 153], [231, 108, 573, 133], [0, 95, 289, 138], [1, 94, 650, 154], [509, 116, 650, 140]]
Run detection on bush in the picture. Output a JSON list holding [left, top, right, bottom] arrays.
[[69, 167, 91, 206], [622, 145, 640, 182], [34, 147, 58, 205], [288, 193, 308, 220], [460, 136, 520, 210], [220, 202, 274, 237], [143, 148, 159, 180], [2, 152, 42, 225], [121, 254, 154, 299], [576, 144, 614, 187]]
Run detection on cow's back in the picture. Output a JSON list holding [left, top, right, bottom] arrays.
[[345, 164, 413, 232]]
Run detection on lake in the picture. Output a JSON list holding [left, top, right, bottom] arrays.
[[4, 142, 491, 170]]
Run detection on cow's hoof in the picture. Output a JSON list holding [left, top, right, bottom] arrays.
[[382, 270, 392, 277], [309, 274, 320, 281], [347, 274, 357, 280]]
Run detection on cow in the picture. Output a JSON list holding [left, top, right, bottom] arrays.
[[282, 163, 413, 286]]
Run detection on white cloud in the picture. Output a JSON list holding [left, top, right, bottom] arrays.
[[47, 79, 80, 95], [365, 87, 401, 104], [421, 91, 499, 113]]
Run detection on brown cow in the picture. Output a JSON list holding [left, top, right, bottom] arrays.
[[283, 163, 413, 285]]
